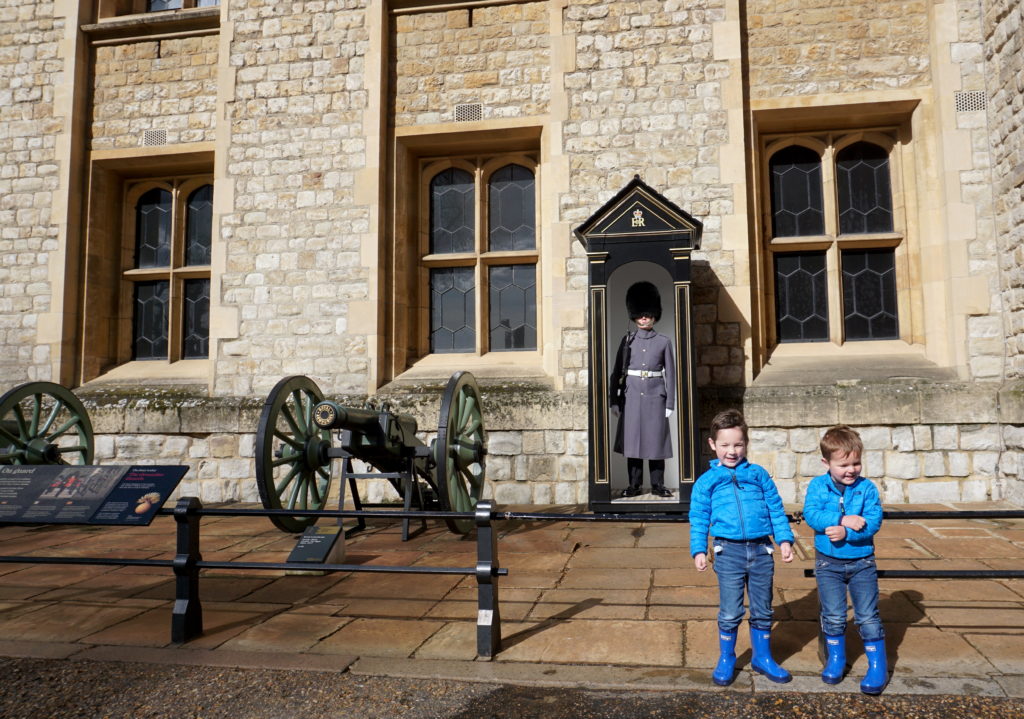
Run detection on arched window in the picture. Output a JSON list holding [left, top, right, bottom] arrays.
[[764, 135, 901, 345]]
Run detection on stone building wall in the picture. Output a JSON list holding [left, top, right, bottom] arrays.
[[745, 0, 931, 97], [91, 35, 219, 150], [985, 0, 1024, 502], [561, 0, 743, 388], [79, 381, 1022, 507], [0, 0, 63, 384], [391, 3, 550, 126], [217, 0, 372, 397]]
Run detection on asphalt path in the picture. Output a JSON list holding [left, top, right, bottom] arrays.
[[1, 657, 1022, 719]]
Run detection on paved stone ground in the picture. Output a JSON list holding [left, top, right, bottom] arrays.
[[0, 501, 1022, 699]]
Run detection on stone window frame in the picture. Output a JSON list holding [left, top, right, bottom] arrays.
[[80, 152, 215, 384], [96, 0, 217, 20], [759, 128, 916, 352], [417, 152, 541, 358]]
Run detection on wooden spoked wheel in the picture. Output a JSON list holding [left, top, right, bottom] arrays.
[[434, 371, 486, 534], [0, 382, 94, 465], [256, 376, 332, 533]]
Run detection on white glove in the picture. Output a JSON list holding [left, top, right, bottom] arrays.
[[665, 408, 674, 418], [611, 406, 620, 417]]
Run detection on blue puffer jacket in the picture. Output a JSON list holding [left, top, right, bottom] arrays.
[[802, 472, 883, 559], [688, 458, 794, 557]]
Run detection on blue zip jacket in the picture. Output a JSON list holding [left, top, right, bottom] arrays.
[[802, 472, 883, 559], [688, 458, 794, 557]]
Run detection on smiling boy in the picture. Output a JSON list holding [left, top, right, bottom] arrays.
[[802, 425, 887, 694], [689, 409, 794, 686]]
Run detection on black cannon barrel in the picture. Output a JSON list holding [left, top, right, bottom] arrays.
[[312, 401, 381, 432]]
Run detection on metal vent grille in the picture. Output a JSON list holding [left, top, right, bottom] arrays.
[[454, 103, 482, 122], [142, 129, 167, 146], [955, 90, 987, 113]]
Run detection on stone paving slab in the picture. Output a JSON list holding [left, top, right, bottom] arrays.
[[0, 501, 1021, 697]]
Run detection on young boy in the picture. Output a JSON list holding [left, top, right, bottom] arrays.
[[802, 425, 887, 694], [689, 409, 794, 686]]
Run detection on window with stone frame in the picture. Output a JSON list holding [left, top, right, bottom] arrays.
[[763, 131, 908, 346], [420, 154, 539, 355], [146, 0, 218, 11], [122, 176, 212, 362], [94, 0, 218, 19]]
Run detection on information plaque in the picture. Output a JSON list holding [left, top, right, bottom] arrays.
[[0, 464, 188, 525]]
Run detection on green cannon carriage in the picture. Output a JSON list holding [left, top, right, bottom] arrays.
[[255, 371, 487, 536]]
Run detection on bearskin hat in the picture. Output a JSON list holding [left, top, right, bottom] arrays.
[[625, 281, 661, 322]]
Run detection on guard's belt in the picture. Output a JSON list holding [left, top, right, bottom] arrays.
[[626, 369, 663, 378]]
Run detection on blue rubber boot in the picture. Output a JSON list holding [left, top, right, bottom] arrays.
[[750, 627, 792, 683], [712, 631, 738, 686], [860, 639, 888, 695], [821, 634, 846, 684]]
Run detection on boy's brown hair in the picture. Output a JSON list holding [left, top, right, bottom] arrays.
[[709, 408, 748, 442], [820, 424, 864, 459]]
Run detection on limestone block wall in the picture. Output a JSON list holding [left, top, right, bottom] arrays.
[[217, 0, 372, 397], [561, 0, 742, 387], [987, 0, 1024, 381], [745, 0, 931, 97], [91, 35, 219, 150], [392, 2, 550, 126], [0, 0, 63, 384], [79, 381, 1023, 508]]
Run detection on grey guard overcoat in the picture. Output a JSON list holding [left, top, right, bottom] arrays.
[[611, 328, 676, 459]]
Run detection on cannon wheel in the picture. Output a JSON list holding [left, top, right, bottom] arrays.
[[434, 371, 486, 534], [256, 376, 332, 533], [0, 382, 94, 465]]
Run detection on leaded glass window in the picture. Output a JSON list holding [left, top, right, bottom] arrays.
[[185, 184, 213, 266], [148, 0, 183, 10], [842, 248, 898, 340], [774, 252, 828, 342], [488, 164, 535, 251], [430, 267, 476, 352], [135, 188, 171, 268], [489, 264, 536, 350], [769, 145, 824, 238], [837, 142, 893, 235], [183, 278, 210, 358], [430, 169, 474, 254], [124, 176, 213, 365], [764, 132, 904, 346], [423, 157, 539, 355], [133, 281, 169, 360]]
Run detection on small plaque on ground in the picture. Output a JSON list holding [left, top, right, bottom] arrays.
[[288, 525, 345, 565]]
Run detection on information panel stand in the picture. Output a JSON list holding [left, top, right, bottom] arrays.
[[0, 464, 188, 525]]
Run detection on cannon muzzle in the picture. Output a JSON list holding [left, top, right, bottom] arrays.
[[312, 401, 381, 431]]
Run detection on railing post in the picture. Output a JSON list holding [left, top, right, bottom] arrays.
[[475, 500, 501, 659], [172, 496, 203, 643]]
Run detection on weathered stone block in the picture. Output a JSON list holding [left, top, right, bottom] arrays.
[[958, 425, 1001, 450], [837, 383, 920, 425], [859, 426, 891, 450], [948, 452, 970, 477], [907, 479, 961, 503], [892, 426, 914, 451], [493, 481, 532, 505], [878, 479, 905, 504], [960, 478, 990, 503], [919, 384, 998, 423], [774, 452, 797, 479], [521, 430, 545, 454], [972, 451, 999, 476], [741, 386, 838, 428], [885, 451, 920, 479], [933, 425, 959, 450], [922, 452, 946, 477], [487, 431, 522, 455], [789, 427, 819, 453], [912, 425, 933, 450]]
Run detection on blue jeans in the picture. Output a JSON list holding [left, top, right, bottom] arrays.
[[712, 537, 776, 632], [815, 553, 885, 641]]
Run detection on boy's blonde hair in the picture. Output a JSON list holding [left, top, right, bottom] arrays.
[[820, 424, 864, 459], [709, 408, 748, 442]]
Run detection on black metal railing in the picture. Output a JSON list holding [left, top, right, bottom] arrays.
[[0, 498, 506, 657]]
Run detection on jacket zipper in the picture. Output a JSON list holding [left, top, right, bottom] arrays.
[[729, 468, 747, 539]]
